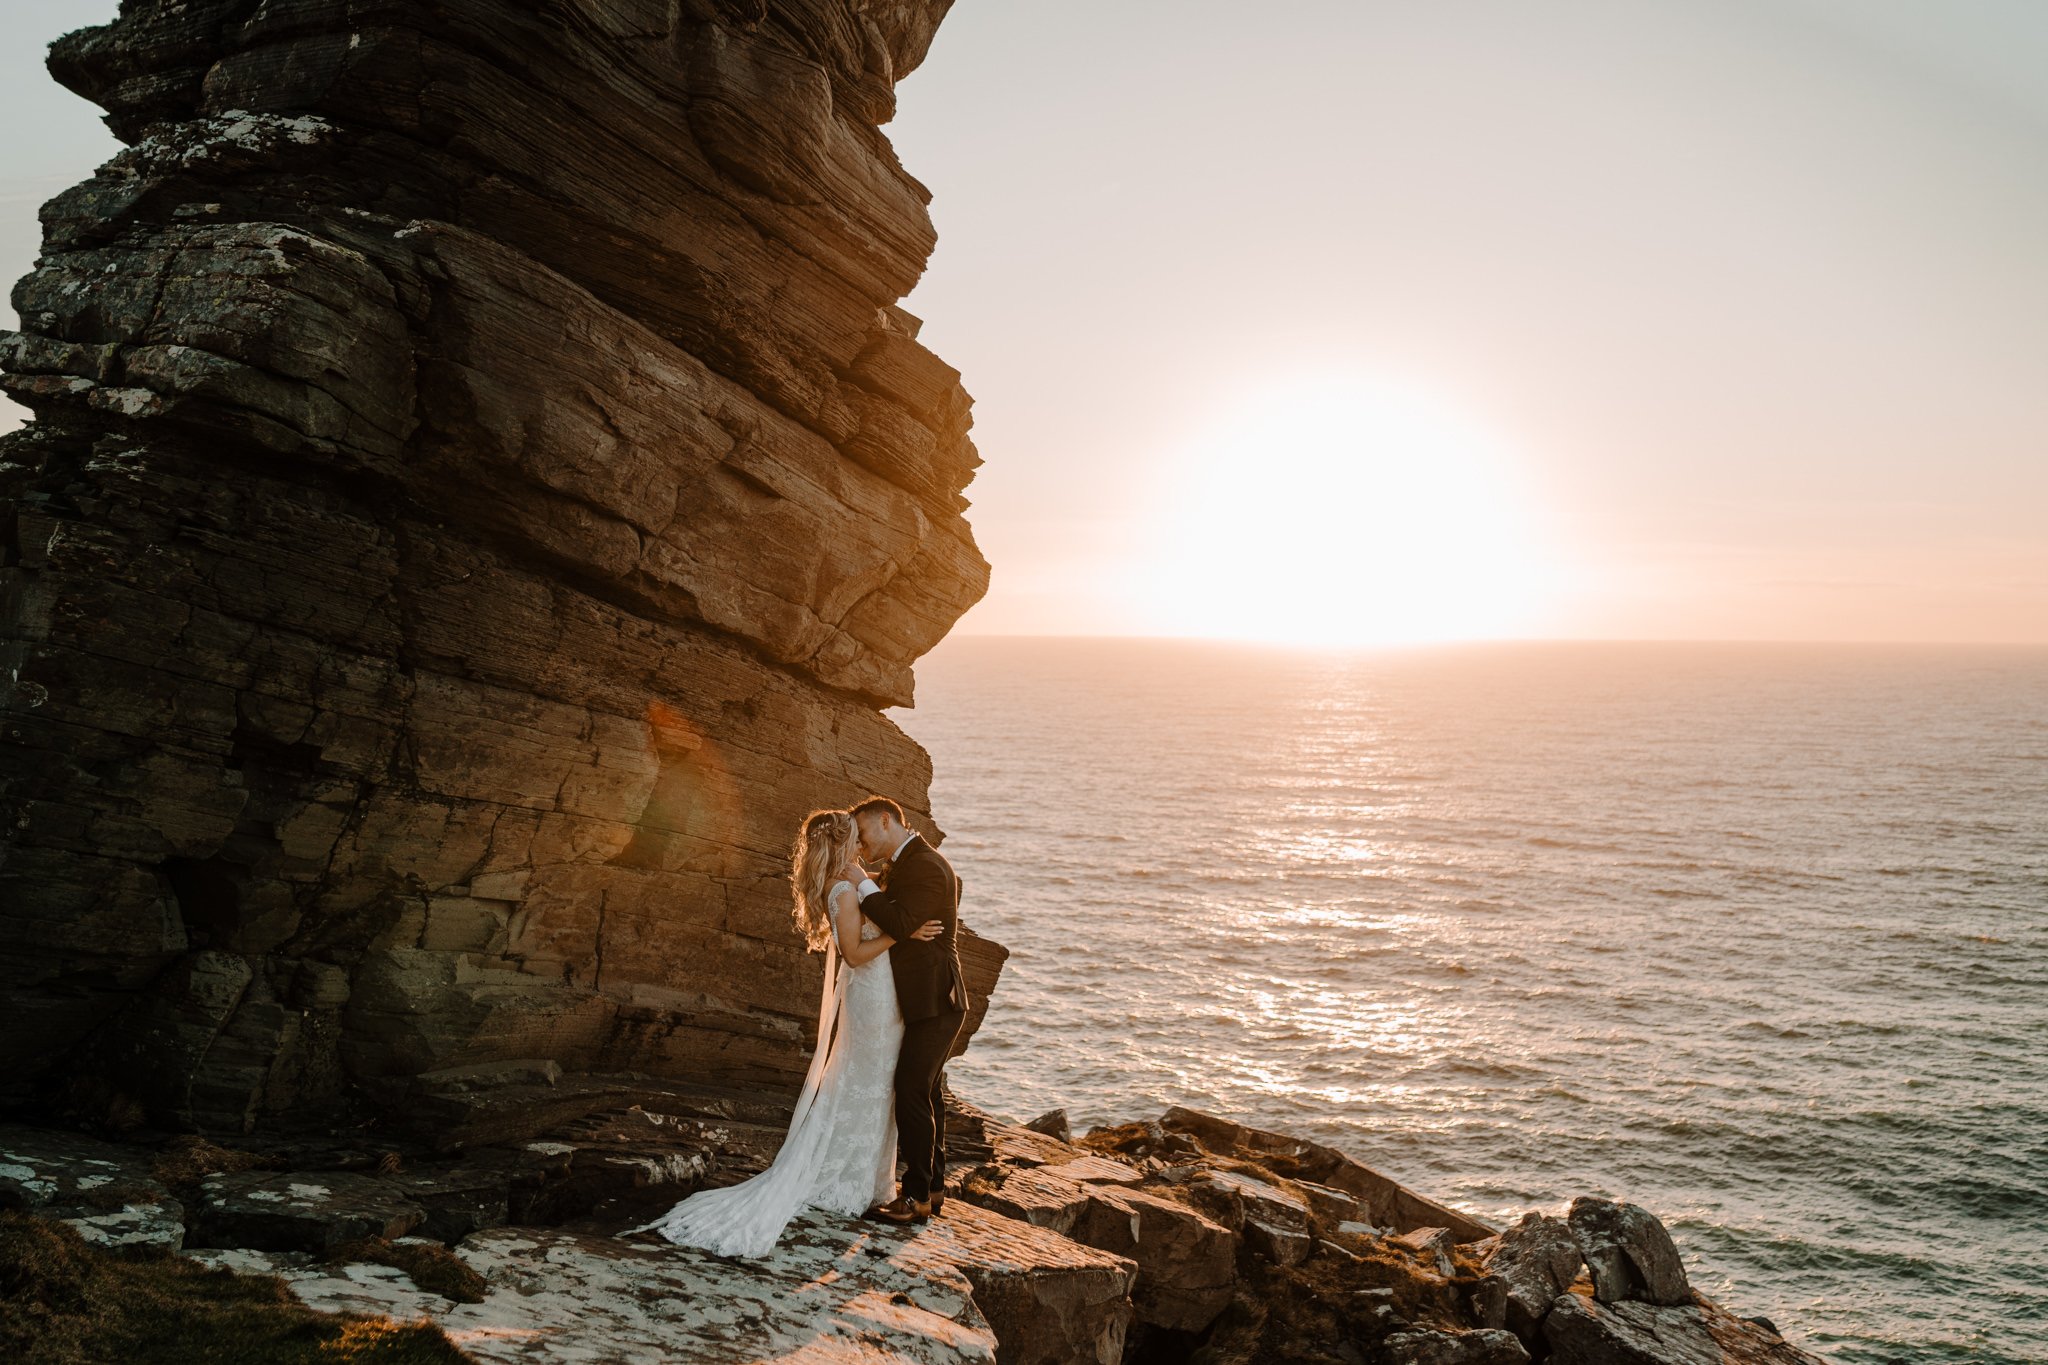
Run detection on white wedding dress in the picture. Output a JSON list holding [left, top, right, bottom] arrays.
[[629, 881, 904, 1257]]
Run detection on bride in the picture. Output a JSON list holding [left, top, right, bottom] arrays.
[[628, 808, 941, 1257]]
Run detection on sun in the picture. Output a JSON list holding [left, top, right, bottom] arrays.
[[1128, 369, 1561, 648]]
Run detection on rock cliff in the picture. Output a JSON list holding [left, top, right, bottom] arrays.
[[0, 0, 997, 1136]]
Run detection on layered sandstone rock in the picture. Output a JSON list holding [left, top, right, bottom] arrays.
[[0, 0, 995, 1135]]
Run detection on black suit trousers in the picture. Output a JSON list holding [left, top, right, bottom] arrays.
[[895, 1008, 965, 1201]]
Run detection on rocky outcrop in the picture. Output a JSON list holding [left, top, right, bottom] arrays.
[[0, 1123, 186, 1251], [188, 1170, 430, 1252], [1568, 1196, 1692, 1308], [190, 1221, 1013, 1365], [0, 1100, 1827, 1365], [1545, 1291, 1823, 1365], [1474, 1210, 1588, 1345], [1157, 1105, 1496, 1243], [968, 1162, 1239, 1333], [0, 0, 995, 1136], [1383, 1326, 1533, 1365], [188, 1207, 1136, 1365]]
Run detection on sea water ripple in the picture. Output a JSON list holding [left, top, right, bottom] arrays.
[[891, 639, 2048, 1364]]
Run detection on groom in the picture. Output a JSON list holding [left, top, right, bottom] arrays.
[[850, 795, 968, 1224]]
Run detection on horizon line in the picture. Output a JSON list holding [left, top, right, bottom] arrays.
[[937, 631, 2048, 650]]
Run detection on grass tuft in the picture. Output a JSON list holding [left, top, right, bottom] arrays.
[[151, 1136, 284, 1203], [0, 1212, 473, 1365], [326, 1238, 488, 1305]]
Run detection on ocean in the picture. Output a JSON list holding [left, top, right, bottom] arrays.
[[889, 637, 2048, 1364]]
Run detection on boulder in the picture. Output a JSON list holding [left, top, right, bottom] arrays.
[[1383, 1327, 1533, 1365], [1158, 1108, 1493, 1242], [380, 1162, 516, 1244], [985, 1114, 1098, 1168], [1469, 1275, 1511, 1331], [966, 1105, 1142, 1185], [1567, 1197, 1691, 1307], [955, 928, 1013, 1061], [1480, 1210, 1588, 1343], [1544, 1291, 1830, 1365], [0, 1125, 185, 1251], [1023, 1109, 1072, 1143], [965, 1164, 1235, 1333], [912, 1202, 1136, 1365], [1047, 1155, 1147, 1186], [1294, 1178, 1364, 1224], [410, 1071, 795, 1154], [507, 1143, 714, 1228], [1191, 1167, 1313, 1266]]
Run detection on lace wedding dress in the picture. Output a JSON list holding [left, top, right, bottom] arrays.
[[628, 882, 904, 1257]]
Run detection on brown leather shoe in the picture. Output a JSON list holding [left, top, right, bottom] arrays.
[[870, 1195, 932, 1224]]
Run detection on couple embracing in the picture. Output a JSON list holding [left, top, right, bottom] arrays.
[[630, 796, 969, 1258]]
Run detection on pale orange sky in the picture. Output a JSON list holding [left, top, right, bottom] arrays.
[[884, 0, 2048, 645], [5, 1, 2045, 645]]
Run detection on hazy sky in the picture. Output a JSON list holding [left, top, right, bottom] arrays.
[[5, 1, 2045, 643]]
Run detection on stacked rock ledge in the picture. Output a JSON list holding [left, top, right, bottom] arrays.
[[0, 0, 997, 1138]]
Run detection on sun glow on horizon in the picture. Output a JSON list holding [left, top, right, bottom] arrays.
[[1127, 370, 1567, 648]]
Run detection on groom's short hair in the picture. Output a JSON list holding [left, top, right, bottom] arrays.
[[850, 795, 905, 825]]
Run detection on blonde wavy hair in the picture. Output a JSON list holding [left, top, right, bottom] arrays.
[[790, 809, 856, 953]]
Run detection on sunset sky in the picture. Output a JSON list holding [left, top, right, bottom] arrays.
[[5, 0, 2045, 645]]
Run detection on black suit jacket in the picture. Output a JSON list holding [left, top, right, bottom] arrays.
[[858, 835, 968, 1023]]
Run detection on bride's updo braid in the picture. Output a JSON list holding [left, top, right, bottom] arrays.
[[791, 809, 855, 952]]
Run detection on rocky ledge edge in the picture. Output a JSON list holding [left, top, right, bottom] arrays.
[[0, 1076, 1823, 1365]]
